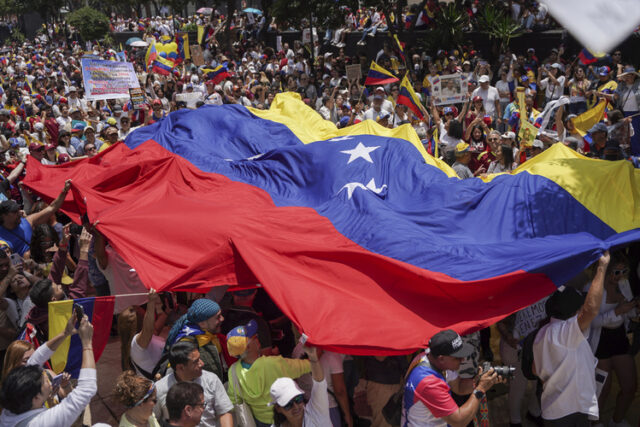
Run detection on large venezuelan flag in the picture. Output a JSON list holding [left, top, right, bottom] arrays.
[[48, 297, 115, 376], [24, 93, 640, 355]]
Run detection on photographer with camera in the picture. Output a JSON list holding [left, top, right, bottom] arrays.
[[401, 329, 506, 427], [532, 251, 610, 426]]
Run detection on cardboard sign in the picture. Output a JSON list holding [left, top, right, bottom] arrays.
[[190, 45, 204, 66], [129, 87, 146, 110], [346, 64, 362, 82]]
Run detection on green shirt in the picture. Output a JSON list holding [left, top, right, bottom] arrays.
[[227, 356, 311, 424]]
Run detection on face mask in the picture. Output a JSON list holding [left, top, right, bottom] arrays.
[[618, 278, 633, 302]]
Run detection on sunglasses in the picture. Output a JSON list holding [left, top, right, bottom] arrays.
[[283, 394, 304, 410], [613, 268, 629, 276]]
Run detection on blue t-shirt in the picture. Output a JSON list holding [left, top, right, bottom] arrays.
[[0, 217, 32, 255]]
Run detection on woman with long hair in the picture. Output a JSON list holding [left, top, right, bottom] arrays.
[[487, 145, 515, 174], [566, 65, 589, 115], [115, 370, 161, 427]]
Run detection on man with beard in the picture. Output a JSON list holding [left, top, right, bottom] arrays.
[[164, 299, 228, 381]]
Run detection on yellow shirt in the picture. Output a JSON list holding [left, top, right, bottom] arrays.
[[119, 413, 161, 427]]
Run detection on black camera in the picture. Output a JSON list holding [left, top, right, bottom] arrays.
[[482, 361, 516, 379]]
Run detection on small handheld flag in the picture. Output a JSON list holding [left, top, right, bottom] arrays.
[[397, 75, 425, 120], [365, 61, 399, 86]]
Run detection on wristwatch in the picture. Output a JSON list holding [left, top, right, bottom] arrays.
[[473, 389, 485, 400]]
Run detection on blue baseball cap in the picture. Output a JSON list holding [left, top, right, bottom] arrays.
[[226, 319, 259, 357]]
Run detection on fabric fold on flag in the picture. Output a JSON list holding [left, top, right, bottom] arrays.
[[48, 297, 115, 377], [365, 61, 399, 86], [24, 93, 640, 355]]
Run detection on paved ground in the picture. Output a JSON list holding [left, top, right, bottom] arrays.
[[88, 335, 640, 426]]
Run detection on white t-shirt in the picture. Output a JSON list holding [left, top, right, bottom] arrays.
[[540, 76, 565, 101], [320, 351, 345, 408], [154, 371, 234, 427], [532, 315, 598, 420], [471, 86, 500, 116], [130, 333, 165, 377], [495, 80, 511, 102]]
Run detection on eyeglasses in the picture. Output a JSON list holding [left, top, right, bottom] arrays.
[[85, 146, 96, 151], [613, 268, 629, 276], [488, 138, 499, 141], [192, 401, 210, 409], [283, 395, 304, 410]]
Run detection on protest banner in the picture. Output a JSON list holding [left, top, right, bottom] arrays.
[[430, 73, 468, 105], [176, 92, 202, 109], [346, 64, 362, 83], [190, 45, 204, 66], [302, 28, 317, 44], [129, 87, 146, 110], [81, 58, 140, 101]]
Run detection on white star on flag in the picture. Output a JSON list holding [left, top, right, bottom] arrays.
[[339, 182, 368, 199], [182, 325, 197, 335], [340, 142, 380, 164], [366, 178, 387, 194], [339, 179, 387, 199]]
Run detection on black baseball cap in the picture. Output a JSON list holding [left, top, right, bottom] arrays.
[[428, 329, 474, 358]]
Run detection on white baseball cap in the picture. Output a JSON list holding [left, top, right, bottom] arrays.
[[268, 377, 304, 407], [478, 75, 490, 83]]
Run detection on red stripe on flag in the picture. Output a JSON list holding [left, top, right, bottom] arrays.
[[91, 296, 115, 362]]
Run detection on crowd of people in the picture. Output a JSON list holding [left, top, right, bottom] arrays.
[[0, 1, 636, 426]]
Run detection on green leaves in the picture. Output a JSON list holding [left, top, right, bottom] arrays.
[[67, 6, 110, 43], [475, 5, 525, 50]]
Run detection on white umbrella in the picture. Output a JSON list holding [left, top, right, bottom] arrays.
[[130, 41, 149, 48]]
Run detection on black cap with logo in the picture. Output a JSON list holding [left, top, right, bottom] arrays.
[[428, 329, 474, 358]]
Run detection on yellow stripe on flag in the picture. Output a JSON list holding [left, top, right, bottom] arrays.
[[48, 299, 74, 373], [571, 101, 606, 137]]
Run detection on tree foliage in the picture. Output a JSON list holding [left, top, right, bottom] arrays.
[[67, 6, 110, 42], [271, 0, 357, 30]]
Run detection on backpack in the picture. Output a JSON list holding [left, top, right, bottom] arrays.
[[520, 328, 541, 381]]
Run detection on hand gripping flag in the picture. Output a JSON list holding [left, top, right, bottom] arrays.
[[48, 297, 115, 377], [397, 75, 425, 120], [365, 61, 399, 86], [24, 93, 640, 355]]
